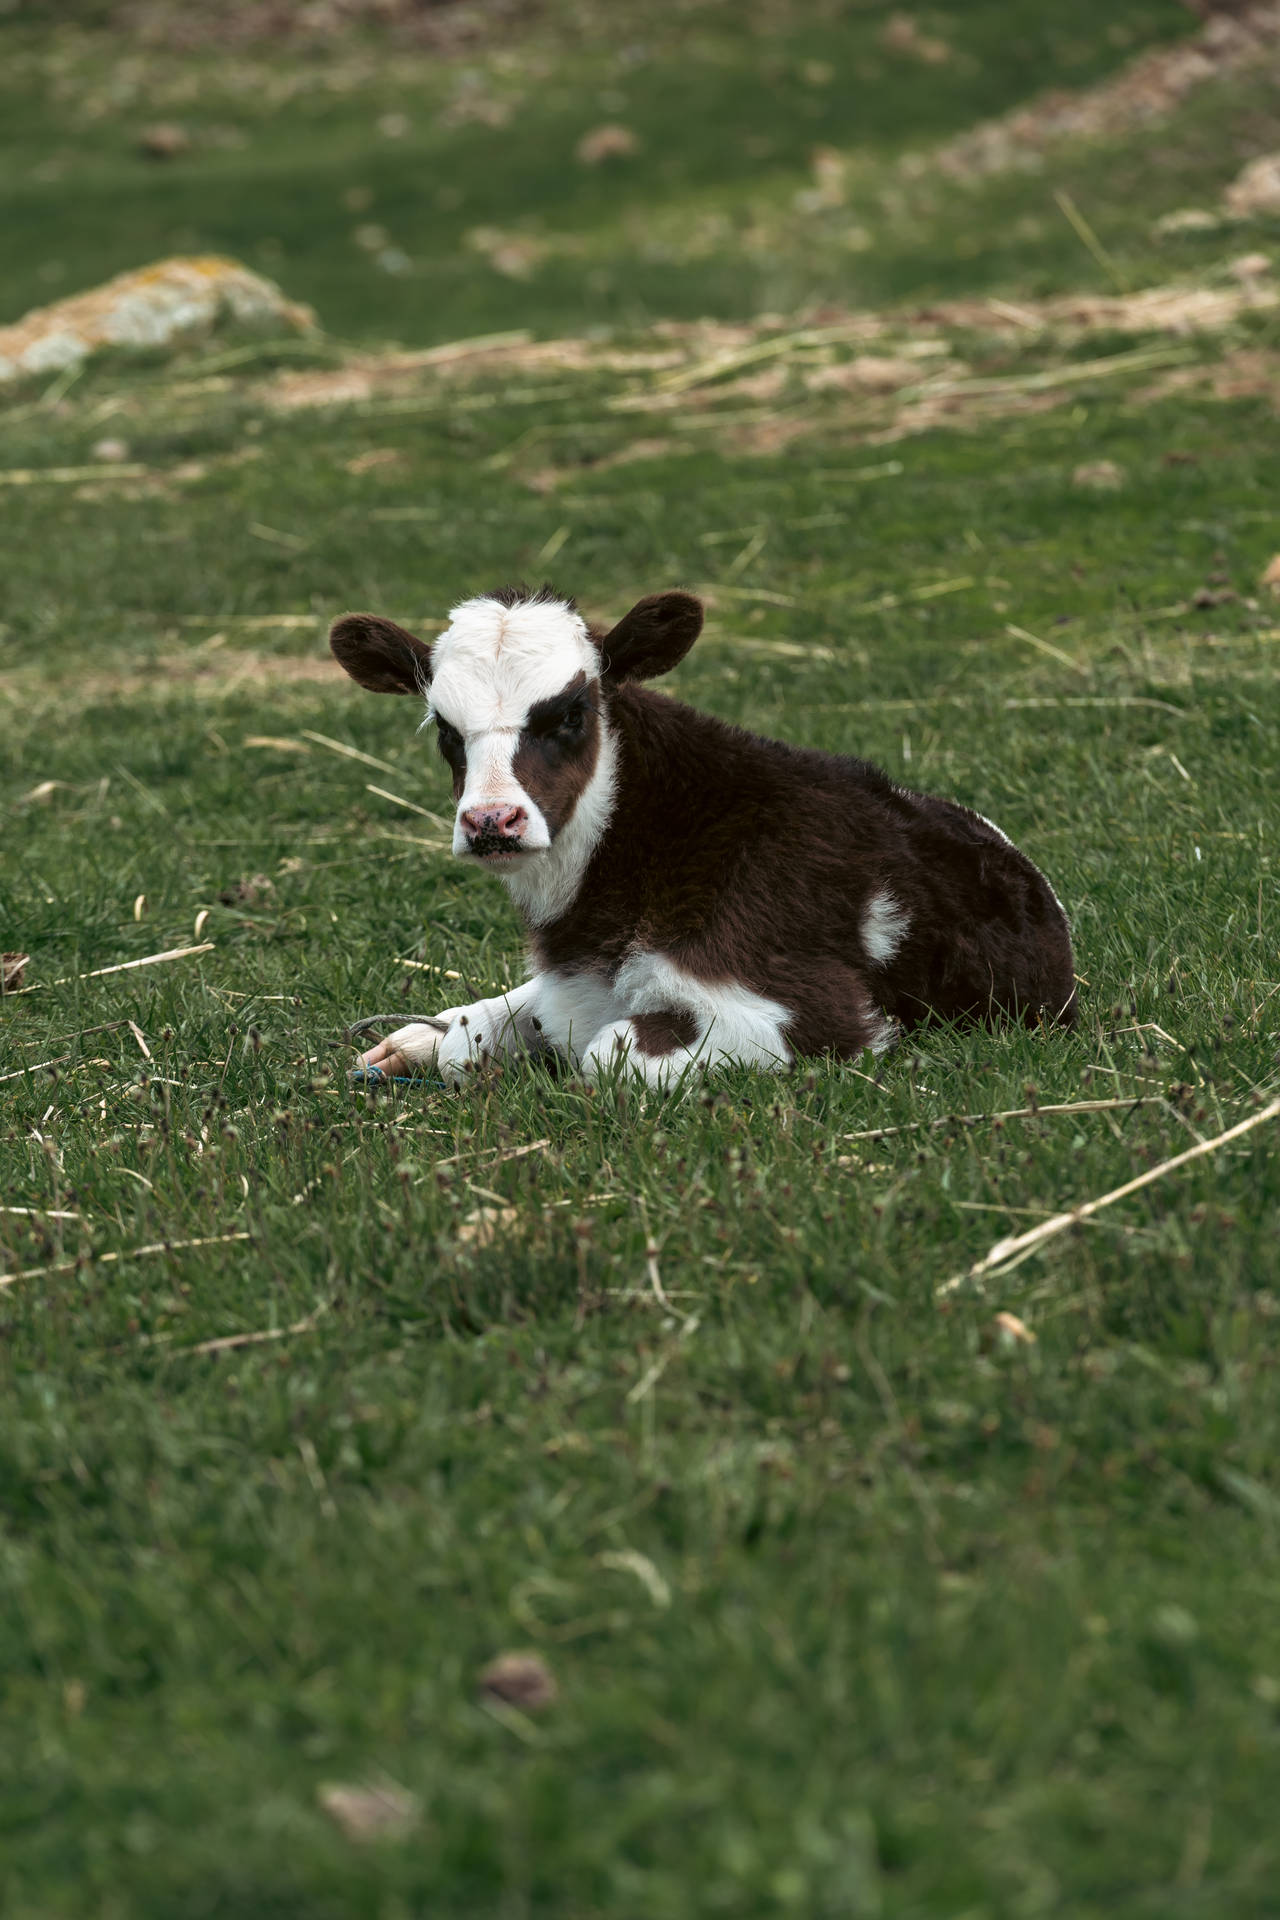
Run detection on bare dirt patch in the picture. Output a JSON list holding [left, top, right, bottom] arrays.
[[916, 3, 1280, 181], [109, 0, 537, 51], [0, 645, 344, 710], [258, 266, 1278, 432]]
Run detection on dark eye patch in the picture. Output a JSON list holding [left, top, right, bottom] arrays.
[[526, 673, 596, 741], [434, 714, 466, 771], [531, 698, 590, 739]]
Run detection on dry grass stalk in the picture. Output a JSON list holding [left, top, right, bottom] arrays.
[[938, 1095, 1280, 1298], [10, 942, 215, 995], [849, 574, 974, 615], [6, 1229, 252, 1289], [637, 1198, 673, 1311], [1005, 623, 1091, 674], [900, 343, 1195, 405], [651, 321, 889, 398], [317, 1779, 418, 1843], [0, 465, 150, 485], [179, 1305, 326, 1357], [365, 783, 451, 826], [843, 1095, 1162, 1144], [300, 729, 401, 775], [626, 1310, 702, 1404], [174, 613, 321, 628], [0, 1205, 82, 1220], [435, 1137, 550, 1172], [394, 957, 463, 977]]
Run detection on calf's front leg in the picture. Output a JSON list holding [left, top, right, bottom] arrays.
[[356, 977, 547, 1083], [580, 995, 793, 1091]]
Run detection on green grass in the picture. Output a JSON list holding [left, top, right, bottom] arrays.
[[4, 4, 1280, 1915], [1, 0, 1201, 345]]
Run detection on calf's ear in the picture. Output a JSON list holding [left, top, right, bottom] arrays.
[[329, 612, 433, 695], [599, 590, 703, 684]]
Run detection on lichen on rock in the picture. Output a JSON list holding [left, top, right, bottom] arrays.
[[0, 255, 316, 385]]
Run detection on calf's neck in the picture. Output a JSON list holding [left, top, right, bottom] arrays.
[[330, 585, 1075, 1087]]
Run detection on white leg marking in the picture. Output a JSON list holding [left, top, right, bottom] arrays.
[[426, 977, 546, 1086], [580, 1018, 703, 1091], [615, 951, 793, 1069], [861, 889, 911, 966], [577, 951, 793, 1088], [529, 969, 624, 1061]]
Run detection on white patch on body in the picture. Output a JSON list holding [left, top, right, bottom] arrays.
[[405, 952, 794, 1093], [866, 1010, 900, 1057], [527, 968, 623, 1056], [861, 889, 911, 966], [575, 951, 793, 1088]]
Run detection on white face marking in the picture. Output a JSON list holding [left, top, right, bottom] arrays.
[[861, 889, 911, 967], [424, 593, 617, 910], [504, 725, 619, 926]]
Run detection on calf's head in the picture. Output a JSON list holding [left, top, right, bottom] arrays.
[[330, 585, 702, 866]]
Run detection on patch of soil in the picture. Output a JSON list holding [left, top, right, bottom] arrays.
[[103, 0, 538, 49], [916, 2, 1280, 181]]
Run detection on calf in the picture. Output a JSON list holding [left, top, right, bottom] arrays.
[[330, 584, 1075, 1088]]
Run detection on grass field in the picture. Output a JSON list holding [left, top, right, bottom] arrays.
[[4, 3, 1280, 1914]]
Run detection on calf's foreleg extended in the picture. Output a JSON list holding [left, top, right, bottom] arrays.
[[357, 977, 549, 1083]]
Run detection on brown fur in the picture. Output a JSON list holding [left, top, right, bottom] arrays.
[[509, 671, 600, 838], [528, 681, 1076, 1051], [329, 588, 1076, 1069], [329, 613, 432, 695], [631, 1007, 700, 1055]]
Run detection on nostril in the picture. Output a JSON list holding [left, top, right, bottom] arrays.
[[461, 804, 529, 841]]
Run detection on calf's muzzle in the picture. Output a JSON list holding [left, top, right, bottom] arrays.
[[460, 802, 529, 856]]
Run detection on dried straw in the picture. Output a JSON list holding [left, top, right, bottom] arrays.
[[938, 1096, 1280, 1298], [10, 943, 215, 996]]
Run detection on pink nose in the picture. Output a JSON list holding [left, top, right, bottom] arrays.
[[460, 803, 528, 843]]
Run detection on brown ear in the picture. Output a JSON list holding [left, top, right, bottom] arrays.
[[329, 612, 433, 695], [599, 591, 703, 684]]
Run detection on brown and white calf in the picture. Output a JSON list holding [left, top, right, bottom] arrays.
[[329, 585, 1075, 1088]]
